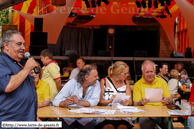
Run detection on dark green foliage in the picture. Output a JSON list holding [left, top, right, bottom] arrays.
[[0, 8, 9, 26]]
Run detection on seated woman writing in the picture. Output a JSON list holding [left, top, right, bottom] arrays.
[[95, 61, 133, 129], [30, 62, 51, 108]]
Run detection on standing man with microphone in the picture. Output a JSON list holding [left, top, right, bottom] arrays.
[[0, 30, 38, 128]]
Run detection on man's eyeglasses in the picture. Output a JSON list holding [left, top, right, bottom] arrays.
[[15, 43, 27, 48], [8, 41, 27, 49], [121, 72, 130, 75]]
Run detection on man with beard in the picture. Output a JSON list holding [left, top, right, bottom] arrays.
[[53, 64, 101, 129], [0, 30, 38, 128], [133, 60, 174, 129]]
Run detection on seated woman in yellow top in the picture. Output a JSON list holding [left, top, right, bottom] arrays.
[[30, 62, 51, 108]]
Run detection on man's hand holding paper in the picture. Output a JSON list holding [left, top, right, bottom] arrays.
[[161, 97, 169, 105], [140, 98, 149, 105]]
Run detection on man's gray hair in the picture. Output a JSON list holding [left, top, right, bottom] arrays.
[[77, 64, 97, 84], [141, 60, 156, 71], [0, 30, 22, 50]]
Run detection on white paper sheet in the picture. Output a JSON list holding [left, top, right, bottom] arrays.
[[116, 105, 136, 109], [120, 108, 145, 113], [112, 94, 131, 103], [68, 108, 116, 114], [145, 88, 163, 103]]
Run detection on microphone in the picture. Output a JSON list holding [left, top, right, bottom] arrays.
[[24, 52, 39, 74]]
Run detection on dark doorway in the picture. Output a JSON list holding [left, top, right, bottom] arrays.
[[114, 29, 160, 57], [93, 29, 107, 56]]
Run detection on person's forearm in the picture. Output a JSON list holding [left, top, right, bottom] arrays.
[[55, 79, 61, 92], [134, 101, 143, 106], [5, 69, 30, 93], [78, 100, 90, 107], [174, 94, 181, 100], [98, 99, 112, 106], [38, 99, 50, 108], [171, 94, 178, 100], [128, 99, 133, 106], [59, 100, 90, 107], [59, 101, 66, 107]]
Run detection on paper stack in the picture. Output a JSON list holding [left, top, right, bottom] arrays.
[[168, 110, 190, 116], [116, 105, 145, 113], [68, 108, 116, 114]]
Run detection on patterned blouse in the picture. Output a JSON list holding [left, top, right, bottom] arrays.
[[95, 77, 133, 125]]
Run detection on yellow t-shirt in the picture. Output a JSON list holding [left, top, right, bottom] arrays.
[[36, 80, 51, 103], [42, 62, 60, 101], [133, 76, 171, 106]]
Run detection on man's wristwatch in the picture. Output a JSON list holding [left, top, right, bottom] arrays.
[[63, 101, 66, 107], [172, 99, 175, 105]]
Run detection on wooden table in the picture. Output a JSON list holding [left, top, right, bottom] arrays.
[[37, 106, 188, 129]]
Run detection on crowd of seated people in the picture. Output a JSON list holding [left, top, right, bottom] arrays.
[[156, 62, 192, 104], [32, 51, 193, 129]]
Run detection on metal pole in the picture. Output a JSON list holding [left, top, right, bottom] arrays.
[[9, 7, 13, 25]]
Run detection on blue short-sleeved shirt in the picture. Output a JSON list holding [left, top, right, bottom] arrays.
[[0, 52, 37, 128]]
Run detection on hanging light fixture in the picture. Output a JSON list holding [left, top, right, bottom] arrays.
[[102, 0, 109, 5], [166, 0, 171, 6], [84, 0, 90, 8], [97, 0, 101, 6], [159, 0, 165, 6], [142, 0, 147, 8], [148, 0, 152, 8], [154, 0, 158, 8], [165, 6, 172, 17], [92, 0, 96, 8], [136, 0, 141, 8]]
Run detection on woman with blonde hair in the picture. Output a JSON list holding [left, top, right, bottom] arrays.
[[96, 61, 133, 129]]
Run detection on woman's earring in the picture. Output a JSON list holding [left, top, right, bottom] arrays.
[[116, 78, 118, 81]]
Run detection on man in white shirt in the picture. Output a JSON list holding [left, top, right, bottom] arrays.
[[69, 58, 85, 80], [53, 64, 100, 129]]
